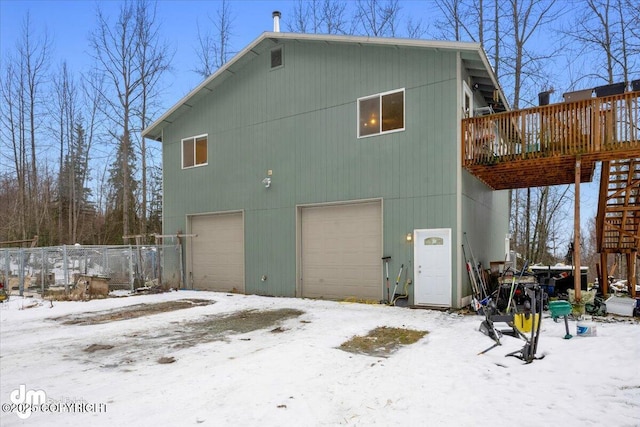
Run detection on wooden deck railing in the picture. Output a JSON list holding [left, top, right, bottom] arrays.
[[463, 91, 640, 166]]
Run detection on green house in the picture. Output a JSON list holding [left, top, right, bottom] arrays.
[[143, 32, 510, 308]]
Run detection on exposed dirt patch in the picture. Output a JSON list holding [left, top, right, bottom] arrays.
[[53, 299, 215, 325], [71, 308, 305, 368], [84, 344, 115, 353], [170, 308, 304, 349], [339, 326, 428, 357]]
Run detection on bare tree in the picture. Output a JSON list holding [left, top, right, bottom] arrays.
[[353, 0, 400, 37], [76, 71, 106, 242], [565, 0, 639, 85], [134, 0, 171, 240], [405, 15, 427, 39], [194, 0, 234, 78], [288, 0, 321, 33], [0, 12, 50, 241], [91, 158, 111, 244], [323, 0, 350, 34], [0, 173, 21, 242], [51, 61, 78, 242], [0, 59, 26, 240], [432, 1, 503, 76], [287, 0, 349, 34], [19, 12, 50, 238], [89, 0, 170, 242], [50, 63, 103, 245], [509, 185, 572, 264], [492, 0, 501, 77], [434, 0, 476, 41], [501, 0, 558, 109], [626, 0, 640, 52], [89, 1, 137, 240]]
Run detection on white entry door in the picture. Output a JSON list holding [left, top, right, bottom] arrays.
[[414, 228, 452, 307]]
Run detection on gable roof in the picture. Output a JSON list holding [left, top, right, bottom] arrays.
[[142, 32, 508, 142]]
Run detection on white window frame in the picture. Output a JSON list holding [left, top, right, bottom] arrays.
[[357, 88, 405, 139], [463, 81, 474, 118], [181, 134, 208, 169]]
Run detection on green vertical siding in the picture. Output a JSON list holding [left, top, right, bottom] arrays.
[[461, 170, 510, 298], [245, 207, 296, 297], [160, 39, 506, 306]]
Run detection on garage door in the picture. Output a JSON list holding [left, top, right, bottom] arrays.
[[301, 201, 382, 300], [190, 212, 244, 292]]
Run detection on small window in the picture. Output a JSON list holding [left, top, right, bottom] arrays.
[[358, 89, 405, 138], [424, 237, 444, 246], [271, 46, 283, 69], [463, 81, 473, 118], [182, 135, 208, 168]]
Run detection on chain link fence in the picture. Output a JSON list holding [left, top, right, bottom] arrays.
[[0, 243, 183, 297]]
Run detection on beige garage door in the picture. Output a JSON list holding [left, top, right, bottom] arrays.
[[190, 212, 244, 292], [301, 201, 382, 301]]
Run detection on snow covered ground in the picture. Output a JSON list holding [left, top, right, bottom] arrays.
[[0, 291, 638, 427]]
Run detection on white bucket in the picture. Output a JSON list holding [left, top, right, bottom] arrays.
[[576, 320, 597, 337]]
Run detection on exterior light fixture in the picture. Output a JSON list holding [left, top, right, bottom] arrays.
[[262, 169, 273, 188], [406, 233, 413, 242]]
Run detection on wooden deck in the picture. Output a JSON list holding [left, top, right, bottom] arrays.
[[462, 91, 640, 190], [463, 90, 640, 296]]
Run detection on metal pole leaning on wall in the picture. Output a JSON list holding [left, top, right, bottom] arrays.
[[158, 247, 163, 287], [2, 250, 8, 290], [18, 249, 24, 296], [63, 245, 69, 294], [153, 233, 197, 290], [175, 244, 182, 289], [128, 245, 135, 292], [41, 248, 45, 294], [103, 249, 109, 278]]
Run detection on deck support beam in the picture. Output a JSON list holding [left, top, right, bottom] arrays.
[[600, 252, 609, 295], [627, 252, 637, 298], [574, 157, 582, 301]]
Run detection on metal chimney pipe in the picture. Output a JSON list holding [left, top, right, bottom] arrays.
[[272, 11, 281, 32]]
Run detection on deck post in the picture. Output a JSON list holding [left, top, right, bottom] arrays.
[[600, 252, 609, 295], [574, 157, 582, 301], [627, 252, 637, 298]]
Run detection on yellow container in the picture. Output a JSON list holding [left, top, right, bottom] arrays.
[[513, 313, 540, 333]]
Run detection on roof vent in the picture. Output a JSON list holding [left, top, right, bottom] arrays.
[[272, 11, 281, 32]]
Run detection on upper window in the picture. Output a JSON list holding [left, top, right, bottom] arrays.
[[358, 89, 405, 138], [271, 46, 283, 69], [463, 81, 473, 118], [182, 135, 208, 169]]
